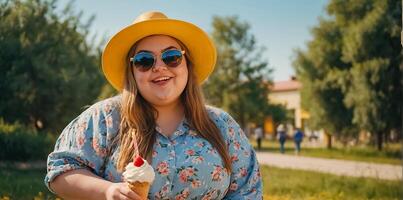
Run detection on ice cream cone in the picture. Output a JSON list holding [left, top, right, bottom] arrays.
[[128, 181, 150, 199], [123, 155, 155, 200]]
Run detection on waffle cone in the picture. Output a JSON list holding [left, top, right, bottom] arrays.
[[128, 181, 150, 199]]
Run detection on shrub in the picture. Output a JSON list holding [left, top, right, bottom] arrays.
[[0, 119, 55, 161]]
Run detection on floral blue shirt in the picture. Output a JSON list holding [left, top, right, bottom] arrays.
[[45, 95, 262, 199]]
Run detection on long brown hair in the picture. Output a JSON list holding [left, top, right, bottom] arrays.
[[116, 36, 232, 173]]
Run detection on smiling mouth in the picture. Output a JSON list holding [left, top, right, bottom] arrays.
[[152, 77, 173, 84]]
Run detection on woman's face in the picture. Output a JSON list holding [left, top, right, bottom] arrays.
[[132, 35, 188, 107]]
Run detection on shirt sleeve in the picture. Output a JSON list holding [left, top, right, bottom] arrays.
[[207, 107, 263, 199], [44, 97, 120, 193]]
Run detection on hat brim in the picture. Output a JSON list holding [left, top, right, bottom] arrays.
[[102, 19, 217, 91]]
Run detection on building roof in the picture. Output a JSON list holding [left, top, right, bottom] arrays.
[[271, 79, 301, 92]]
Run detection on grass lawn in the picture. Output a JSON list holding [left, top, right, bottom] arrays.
[[1, 165, 402, 200], [250, 139, 402, 165], [0, 167, 57, 200], [261, 165, 402, 200]]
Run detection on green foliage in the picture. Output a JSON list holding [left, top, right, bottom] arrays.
[[268, 104, 289, 125], [293, 19, 356, 141], [333, 0, 402, 150], [97, 83, 118, 101], [0, 119, 55, 161], [0, 0, 106, 132], [293, 0, 402, 149], [204, 16, 285, 127]]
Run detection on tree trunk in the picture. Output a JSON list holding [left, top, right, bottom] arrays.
[[325, 131, 332, 149], [376, 132, 383, 151]]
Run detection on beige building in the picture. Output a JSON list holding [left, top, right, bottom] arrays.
[[265, 78, 310, 136]]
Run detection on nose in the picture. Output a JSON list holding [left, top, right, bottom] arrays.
[[152, 57, 168, 72]]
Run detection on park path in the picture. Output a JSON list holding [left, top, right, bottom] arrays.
[[256, 152, 402, 181]]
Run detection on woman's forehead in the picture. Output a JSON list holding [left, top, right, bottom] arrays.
[[135, 35, 181, 53]]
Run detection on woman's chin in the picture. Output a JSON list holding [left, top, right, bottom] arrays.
[[150, 95, 180, 107]]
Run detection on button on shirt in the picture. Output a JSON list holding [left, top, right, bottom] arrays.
[[45, 95, 263, 199]]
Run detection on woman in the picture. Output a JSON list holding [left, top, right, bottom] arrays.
[[45, 11, 262, 200]]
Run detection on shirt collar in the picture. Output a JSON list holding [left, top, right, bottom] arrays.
[[155, 117, 190, 140]]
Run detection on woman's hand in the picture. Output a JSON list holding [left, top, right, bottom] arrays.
[[105, 182, 142, 200]]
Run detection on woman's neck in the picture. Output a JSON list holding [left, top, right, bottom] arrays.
[[153, 100, 185, 136]]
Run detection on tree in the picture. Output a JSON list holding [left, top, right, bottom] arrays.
[[294, 0, 401, 150], [0, 0, 105, 132], [330, 0, 402, 150], [293, 19, 357, 148], [203, 16, 283, 128]]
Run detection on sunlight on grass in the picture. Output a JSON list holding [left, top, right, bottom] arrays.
[[261, 165, 402, 200]]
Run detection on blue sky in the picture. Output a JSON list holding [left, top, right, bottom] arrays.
[[58, 0, 329, 81]]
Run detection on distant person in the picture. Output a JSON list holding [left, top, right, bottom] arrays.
[[276, 124, 287, 154], [293, 128, 304, 155], [254, 126, 264, 151]]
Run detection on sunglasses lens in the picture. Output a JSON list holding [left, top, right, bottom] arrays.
[[162, 49, 183, 67], [133, 52, 155, 71]]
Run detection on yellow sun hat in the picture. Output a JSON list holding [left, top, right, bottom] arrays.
[[102, 11, 217, 91]]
